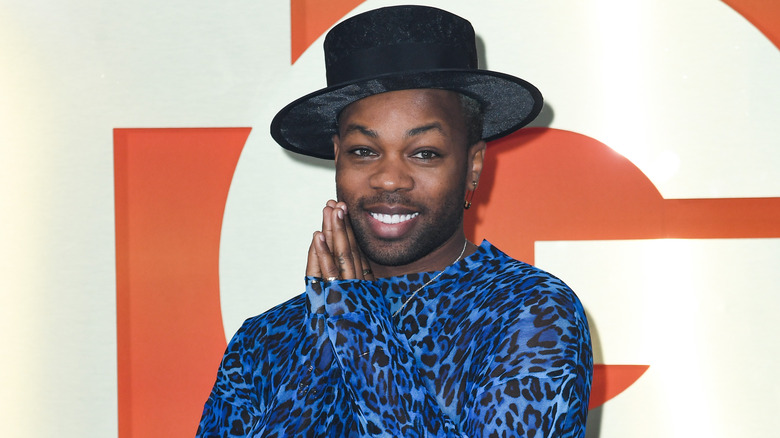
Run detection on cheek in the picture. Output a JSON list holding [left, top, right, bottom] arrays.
[[416, 171, 465, 202], [335, 168, 361, 201]]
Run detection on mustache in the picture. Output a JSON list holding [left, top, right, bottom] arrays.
[[356, 192, 426, 211]]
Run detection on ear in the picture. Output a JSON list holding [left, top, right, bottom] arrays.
[[332, 134, 341, 166], [467, 140, 486, 189]]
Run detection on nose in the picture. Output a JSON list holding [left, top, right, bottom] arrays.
[[368, 155, 414, 192]]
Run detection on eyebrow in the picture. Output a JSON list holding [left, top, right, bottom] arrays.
[[406, 122, 444, 137], [342, 124, 378, 138], [341, 122, 445, 139]]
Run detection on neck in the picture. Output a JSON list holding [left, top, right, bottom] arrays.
[[369, 231, 475, 278]]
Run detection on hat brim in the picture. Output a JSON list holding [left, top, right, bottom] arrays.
[[270, 69, 543, 159]]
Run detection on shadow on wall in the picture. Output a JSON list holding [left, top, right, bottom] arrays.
[[585, 310, 604, 438]]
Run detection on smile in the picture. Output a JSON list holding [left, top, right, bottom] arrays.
[[370, 212, 419, 224]]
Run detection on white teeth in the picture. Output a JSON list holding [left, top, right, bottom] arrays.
[[370, 212, 419, 224]]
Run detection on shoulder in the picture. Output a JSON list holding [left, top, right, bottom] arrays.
[[458, 242, 590, 368], [221, 293, 307, 375], [465, 241, 585, 319], [233, 293, 307, 350]]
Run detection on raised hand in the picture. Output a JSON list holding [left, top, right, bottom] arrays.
[[306, 200, 374, 281]]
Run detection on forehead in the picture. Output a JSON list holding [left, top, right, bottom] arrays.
[[337, 89, 464, 132]]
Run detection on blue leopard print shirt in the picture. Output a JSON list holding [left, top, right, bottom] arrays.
[[197, 240, 592, 437]]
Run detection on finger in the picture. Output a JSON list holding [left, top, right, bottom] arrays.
[[305, 232, 322, 278], [338, 203, 368, 279], [322, 199, 339, 251], [322, 205, 335, 252], [331, 206, 357, 279], [314, 231, 341, 281]]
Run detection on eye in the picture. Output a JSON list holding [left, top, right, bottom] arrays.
[[349, 147, 377, 157], [411, 149, 440, 160]]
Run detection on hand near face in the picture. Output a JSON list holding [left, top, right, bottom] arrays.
[[306, 200, 375, 281]]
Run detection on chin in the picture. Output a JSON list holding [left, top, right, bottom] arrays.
[[357, 224, 457, 268], [360, 241, 423, 267]]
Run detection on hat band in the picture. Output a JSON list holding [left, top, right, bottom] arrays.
[[326, 42, 477, 86]]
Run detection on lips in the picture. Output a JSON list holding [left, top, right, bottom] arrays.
[[362, 205, 421, 239]]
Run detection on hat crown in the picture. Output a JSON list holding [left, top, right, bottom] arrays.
[[324, 6, 478, 86]]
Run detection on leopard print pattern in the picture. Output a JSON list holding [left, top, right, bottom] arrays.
[[197, 240, 592, 437]]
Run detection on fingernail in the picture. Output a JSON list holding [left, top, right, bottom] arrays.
[[337, 209, 344, 219]]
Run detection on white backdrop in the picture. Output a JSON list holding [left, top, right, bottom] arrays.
[[1, 0, 778, 436]]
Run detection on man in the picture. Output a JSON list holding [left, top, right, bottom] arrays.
[[197, 5, 592, 437]]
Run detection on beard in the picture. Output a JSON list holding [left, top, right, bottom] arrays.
[[338, 186, 466, 267]]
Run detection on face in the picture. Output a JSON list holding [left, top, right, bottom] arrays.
[[333, 89, 485, 268]]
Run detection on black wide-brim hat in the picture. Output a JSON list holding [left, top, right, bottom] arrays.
[[270, 5, 543, 159]]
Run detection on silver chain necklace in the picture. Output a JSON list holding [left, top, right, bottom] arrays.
[[392, 240, 468, 318]]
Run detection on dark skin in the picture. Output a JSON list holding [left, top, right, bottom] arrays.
[[306, 89, 485, 281]]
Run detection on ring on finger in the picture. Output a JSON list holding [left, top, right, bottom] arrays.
[[326, 276, 338, 282], [362, 269, 372, 276]]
